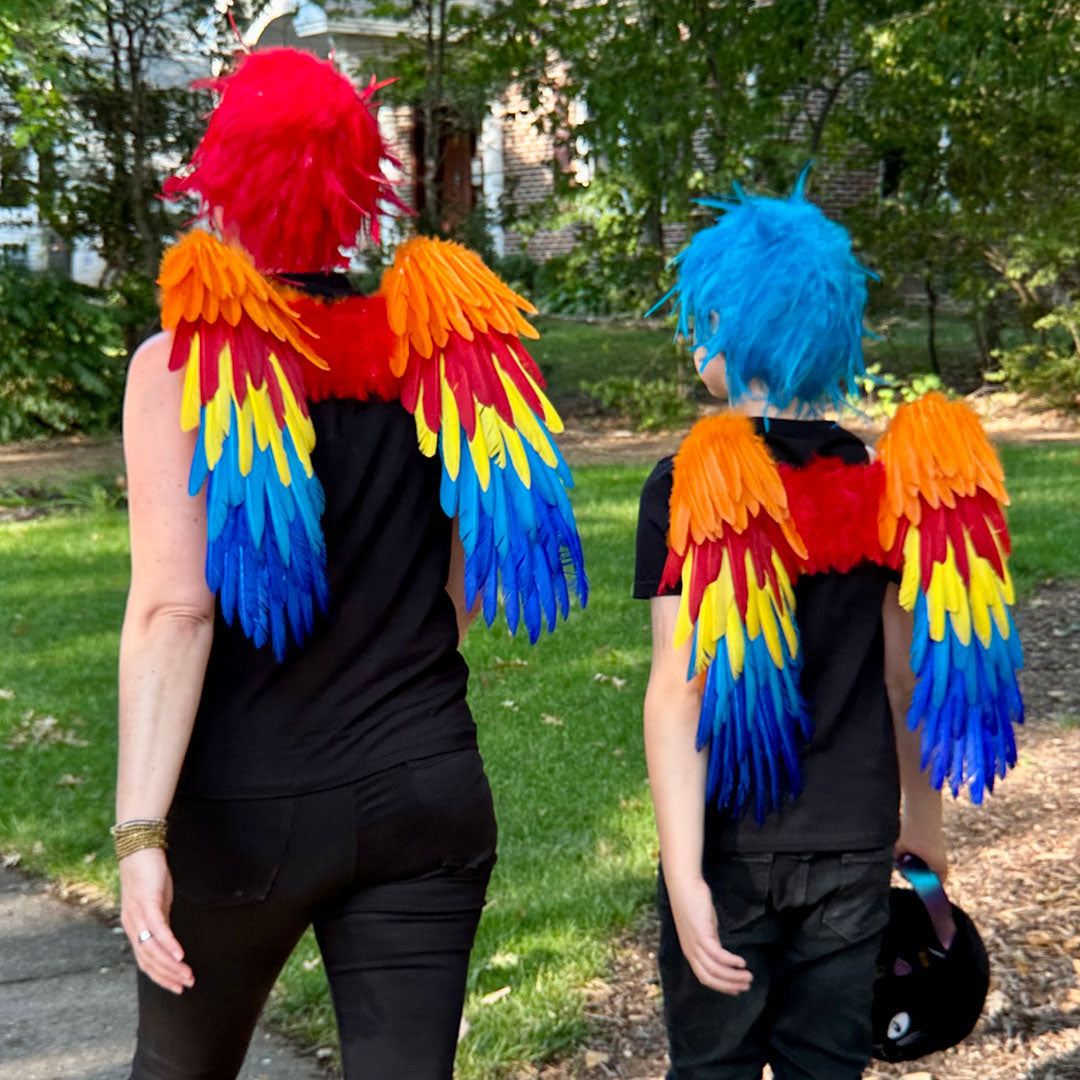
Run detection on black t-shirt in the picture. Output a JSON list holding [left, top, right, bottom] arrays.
[[634, 417, 900, 853], [178, 397, 474, 798]]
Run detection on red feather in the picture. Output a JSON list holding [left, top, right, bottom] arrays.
[[164, 49, 409, 273], [660, 548, 685, 594], [779, 457, 887, 575], [293, 294, 400, 403]]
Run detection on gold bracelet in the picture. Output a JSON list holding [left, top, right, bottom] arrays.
[[111, 818, 168, 861]]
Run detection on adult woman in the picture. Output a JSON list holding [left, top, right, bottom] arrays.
[[115, 47, 586, 1080]]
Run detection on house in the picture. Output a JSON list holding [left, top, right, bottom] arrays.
[[245, 0, 579, 261]]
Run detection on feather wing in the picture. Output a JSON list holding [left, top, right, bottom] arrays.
[[379, 235, 587, 640], [878, 393, 1023, 802], [158, 229, 330, 658], [661, 415, 810, 823]]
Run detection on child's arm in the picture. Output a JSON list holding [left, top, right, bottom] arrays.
[[644, 595, 753, 996], [882, 582, 948, 880]]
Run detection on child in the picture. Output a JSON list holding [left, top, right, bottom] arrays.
[[634, 177, 1022, 1079]]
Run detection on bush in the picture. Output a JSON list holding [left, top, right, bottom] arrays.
[[491, 252, 538, 295], [534, 244, 664, 317], [580, 375, 697, 431], [0, 267, 130, 441], [855, 362, 946, 419], [991, 302, 1080, 405]]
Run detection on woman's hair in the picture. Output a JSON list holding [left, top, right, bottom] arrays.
[[164, 48, 407, 274], [657, 171, 875, 413]]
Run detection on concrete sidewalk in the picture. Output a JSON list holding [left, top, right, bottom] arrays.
[[0, 866, 325, 1080]]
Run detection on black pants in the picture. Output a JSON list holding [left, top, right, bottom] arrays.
[[658, 849, 893, 1080], [131, 748, 497, 1080]]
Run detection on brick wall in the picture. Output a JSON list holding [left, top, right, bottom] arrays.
[[500, 85, 579, 261]]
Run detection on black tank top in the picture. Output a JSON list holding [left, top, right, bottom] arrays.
[[177, 397, 474, 798]]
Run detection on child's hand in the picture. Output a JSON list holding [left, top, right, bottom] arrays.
[[895, 826, 949, 883], [668, 875, 753, 995]]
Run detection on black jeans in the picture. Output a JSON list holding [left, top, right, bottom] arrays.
[[658, 849, 893, 1080], [131, 748, 497, 1080]]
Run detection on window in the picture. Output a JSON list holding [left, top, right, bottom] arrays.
[[0, 144, 33, 208], [0, 244, 29, 268]]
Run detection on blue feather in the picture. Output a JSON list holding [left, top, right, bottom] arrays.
[[907, 598, 1023, 802], [439, 420, 588, 640]]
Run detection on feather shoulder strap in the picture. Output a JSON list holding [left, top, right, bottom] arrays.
[[378, 235, 587, 639], [660, 414, 810, 822], [877, 393, 1023, 801], [158, 229, 330, 657]]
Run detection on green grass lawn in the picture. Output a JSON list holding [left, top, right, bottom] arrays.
[[1, 446, 1078, 1076]]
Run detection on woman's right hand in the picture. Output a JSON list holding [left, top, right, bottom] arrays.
[[667, 874, 753, 996], [119, 847, 194, 994]]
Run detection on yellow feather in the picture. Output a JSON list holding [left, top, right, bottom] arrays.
[[968, 555, 994, 648], [516, 355, 563, 433], [180, 334, 201, 432], [899, 528, 921, 611], [468, 408, 492, 489], [758, 588, 784, 668], [249, 385, 275, 453], [495, 365, 551, 454], [267, 424, 291, 485], [697, 579, 719, 671], [479, 406, 505, 469], [673, 557, 695, 649], [499, 419, 531, 485], [715, 555, 736, 622], [268, 354, 315, 469], [416, 412, 438, 458], [440, 368, 462, 479], [726, 604, 745, 678], [744, 556, 762, 642], [926, 565, 947, 642], [943, 545, 972, 647], [414, 382, 438, 458], [237, 395, 254, 476], [203, 386, 230, 470]]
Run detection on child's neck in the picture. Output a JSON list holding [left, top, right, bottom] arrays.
[[728, 383, 805, 421]]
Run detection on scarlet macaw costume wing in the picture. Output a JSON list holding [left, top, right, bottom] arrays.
[[158, 229, 330, 658], [378, 235, 587, 640], [878, 393, 1023, 801], [659, 415, 810, 823]]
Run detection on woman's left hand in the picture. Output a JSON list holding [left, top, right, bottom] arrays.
[[119, 847, 194, 994]]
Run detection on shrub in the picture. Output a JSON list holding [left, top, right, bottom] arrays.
[[534, 243, 664, 317], [0, 267, 130, 441], [855, 362, 946, 419], [990, 302, 1080, 406], [580, 375, 697, 431], [491, 252, 538, 295]]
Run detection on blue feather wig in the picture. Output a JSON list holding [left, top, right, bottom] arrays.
[[654, 171, 875, 413]]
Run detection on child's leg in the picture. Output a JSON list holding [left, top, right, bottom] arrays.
[[766, 850, 893, 1080], [657, 856, 776, 1080]]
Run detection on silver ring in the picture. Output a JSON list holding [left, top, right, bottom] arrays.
[[137, 929, 153, 944]]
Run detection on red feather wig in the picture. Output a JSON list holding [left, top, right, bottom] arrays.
[[164, 48, 408, 273]]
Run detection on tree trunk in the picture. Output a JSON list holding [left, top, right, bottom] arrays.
[[125, 19, 158, 277], [925, 274, 941, 376], [420, 0, 443, 231]]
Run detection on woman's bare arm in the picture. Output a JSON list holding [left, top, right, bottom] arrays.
[[882, 582, 947, 880], [644, 596, 752, 995], [116, 331, 215, 993]]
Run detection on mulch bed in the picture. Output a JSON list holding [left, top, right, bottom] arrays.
[[526, 586, 1080, 1080]]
